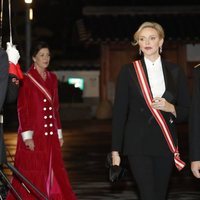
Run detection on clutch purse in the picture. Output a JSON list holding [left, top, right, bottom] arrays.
[[105, 152, 126, 183]]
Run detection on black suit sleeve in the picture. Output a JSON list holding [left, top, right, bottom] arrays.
[[0, 49, 9, 111], [0, 49, 9, 164], [112, 65, 129, 152], [189, 67, 200, 161], [174, 68, 191, 123]]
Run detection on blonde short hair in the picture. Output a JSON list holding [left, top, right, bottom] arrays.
[[132, 21, 165, 46]]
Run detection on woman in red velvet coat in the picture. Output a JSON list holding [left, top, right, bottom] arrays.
[[6, 41, 77, 200]]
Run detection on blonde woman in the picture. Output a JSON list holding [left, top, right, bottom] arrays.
[[111, 22, 190, 200]]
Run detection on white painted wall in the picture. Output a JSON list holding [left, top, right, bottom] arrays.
[[53, 70, 100, 97]]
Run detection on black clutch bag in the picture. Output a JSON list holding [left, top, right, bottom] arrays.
[[105, 153, 126, 183]]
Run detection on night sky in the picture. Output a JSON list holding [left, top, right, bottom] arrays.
[[2, 0, 200, 67]]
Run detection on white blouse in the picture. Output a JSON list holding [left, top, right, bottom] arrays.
[[144, 56, 166, 98]]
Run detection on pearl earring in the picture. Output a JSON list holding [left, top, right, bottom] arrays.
[[159, 47, 162, 54]]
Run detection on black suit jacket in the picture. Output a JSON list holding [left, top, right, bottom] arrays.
[[0, 48, 9, 164], [189, 67, 200, 161], [112, 58, 190, 157], [0, 48, 20, 164], [0, 49, 9, 110]]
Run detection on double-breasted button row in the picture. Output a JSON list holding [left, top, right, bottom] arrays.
[[43, 98, 54, 136], [44, 115, 53, 119], [44, 131, 54, 136], [44, 123, 53, 128], [43, 107, 52, 111]]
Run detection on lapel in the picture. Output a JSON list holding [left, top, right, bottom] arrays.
[[140, 59, 152, 95], [27, 67, 53, 104], [161, 60, 176, 104], [131, 58, 152, 98]]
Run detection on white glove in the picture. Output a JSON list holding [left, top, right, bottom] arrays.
[[6, 42, 20, 65]]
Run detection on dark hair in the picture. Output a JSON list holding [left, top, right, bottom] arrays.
[[31, 41, 50, 57]]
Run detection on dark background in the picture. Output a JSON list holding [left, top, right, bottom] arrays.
[[1, 0, 200, 69]]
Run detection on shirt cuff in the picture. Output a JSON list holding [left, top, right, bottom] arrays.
[[21, 130, 34, 141], [0, 114, 3, 123], [57, 129, 63, 139]]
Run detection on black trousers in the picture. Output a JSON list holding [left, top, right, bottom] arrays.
[[128, 154, 173, 200], [0, 123, 6, 164]]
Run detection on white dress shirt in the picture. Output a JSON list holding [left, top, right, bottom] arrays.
[[144, 56, 166, 98]]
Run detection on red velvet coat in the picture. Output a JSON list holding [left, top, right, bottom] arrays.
[[6, 66, 77, 200]]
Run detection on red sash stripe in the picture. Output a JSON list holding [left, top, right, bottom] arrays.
[[133, 60, 185, 171], [26, 73, 53, 104]]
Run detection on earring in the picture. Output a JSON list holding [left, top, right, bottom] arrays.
[[159, 47, 162, 54], [139, 49, 142, 55]]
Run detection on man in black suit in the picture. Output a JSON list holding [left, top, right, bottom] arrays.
[[0, 44, 21, 198], [0, 48, 9, 164], [190, 66, 200, 179], [0, 43, 21, 164]]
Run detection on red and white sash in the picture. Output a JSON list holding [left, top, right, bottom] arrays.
[[133, 60, 185, 171], [26, 73, 53, 104]]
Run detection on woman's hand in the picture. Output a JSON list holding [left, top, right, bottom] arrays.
[[191, 161, 200, 178], [24, 139, 35, 151], [112, 151, 121, 166], [59, 138, 64, 147], [151, 97, 176, 117]]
